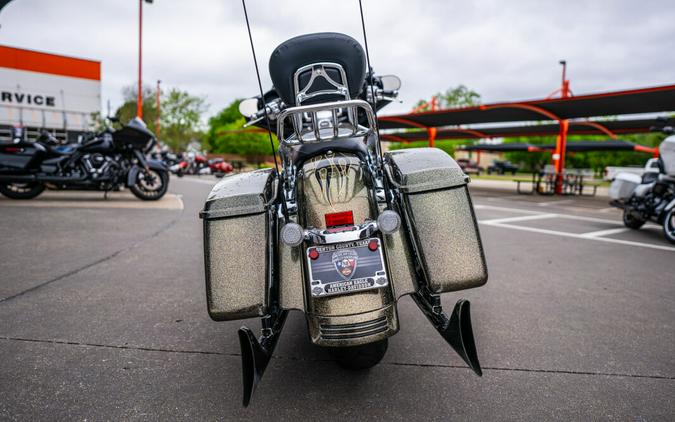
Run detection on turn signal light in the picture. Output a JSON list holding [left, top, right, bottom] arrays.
[[325, 211, 354, 228], [377, 210, 401, 234], [280, 222, 304, 247]]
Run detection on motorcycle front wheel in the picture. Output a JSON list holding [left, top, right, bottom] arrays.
[[623, 208, 645, 230], [130, 169, 169, 201], [329, 338, 388, 370], [662, 208, 675, 244], [0, 182, 45, 199]]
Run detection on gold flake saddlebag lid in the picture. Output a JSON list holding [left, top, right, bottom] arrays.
[[385, 148, 468, 193], [199, 169, 277, 220]]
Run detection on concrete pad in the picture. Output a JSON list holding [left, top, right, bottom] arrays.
[[0, 190, 183, 210], [1, 177, 674, 420]]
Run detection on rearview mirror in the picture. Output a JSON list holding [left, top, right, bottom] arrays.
[[239, 98, 260, 118], [380, 75, 401, 92]]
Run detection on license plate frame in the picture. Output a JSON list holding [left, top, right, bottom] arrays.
[[306, 238, 388, 298]]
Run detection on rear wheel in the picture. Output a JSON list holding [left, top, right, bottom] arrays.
[[130, 169, 169, 201], [330, 339, 388, 370], [663, 208, 675, 244], [0, 182, 45, 199], [623, 207, 645, 229]]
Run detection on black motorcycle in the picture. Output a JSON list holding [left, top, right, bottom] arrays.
[[0, 118, 169, 200]]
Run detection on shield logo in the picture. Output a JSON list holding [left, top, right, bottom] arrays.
[[332, 249, 358, 280]]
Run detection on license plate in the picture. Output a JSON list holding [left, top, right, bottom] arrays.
[[306, 238, 388, 297]]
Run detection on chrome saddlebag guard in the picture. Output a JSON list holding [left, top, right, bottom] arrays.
[[385, 147, 487, 375]]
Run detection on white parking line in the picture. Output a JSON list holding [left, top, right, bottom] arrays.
[[475, 203, 675, 252], [480, 221, 675, 252], [579, 227, 630, 238], [536, 199, 575, 207], [479, 214, 557, 224]]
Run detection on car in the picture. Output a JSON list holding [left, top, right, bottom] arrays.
[[487, 160, 519, 175], [456, 158, 482, 175]]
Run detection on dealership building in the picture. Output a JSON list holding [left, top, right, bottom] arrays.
[[0, 45, 101, 143]]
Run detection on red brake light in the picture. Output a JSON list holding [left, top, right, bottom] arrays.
[[308, 248, 320, 260], [325, 211, 354, 228]]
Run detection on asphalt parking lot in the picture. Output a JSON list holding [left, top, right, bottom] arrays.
[[1, 177, 674, 421]]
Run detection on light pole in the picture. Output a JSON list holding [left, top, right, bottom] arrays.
[[137, 0, 153, 119]]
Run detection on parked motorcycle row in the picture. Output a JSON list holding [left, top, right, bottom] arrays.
[[152, 150, 234, 178], [609, 119, 675, 243], [0, 117, 169, 200]]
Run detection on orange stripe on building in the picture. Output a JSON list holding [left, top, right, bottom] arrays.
[[0, 45, 100, 81]]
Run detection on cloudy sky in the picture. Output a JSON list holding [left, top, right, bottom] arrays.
[[1, 0, 674, 119]]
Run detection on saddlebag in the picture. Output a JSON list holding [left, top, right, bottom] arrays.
[[608, 172, 642, 201], [386, 148, 487, 293], [659, 136, 675, 176], [200, 169, 276, 321]]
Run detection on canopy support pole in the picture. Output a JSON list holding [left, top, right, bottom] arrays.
[[553, 61, 571, 194], [428, 96, 437, 147]]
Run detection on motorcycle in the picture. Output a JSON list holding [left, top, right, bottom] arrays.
[[0, 117, 169, 200], [206, 157, 234, 178], [609, 120, 675, 243], [199, 30, 488, 407], [153, 150, 187, 178]]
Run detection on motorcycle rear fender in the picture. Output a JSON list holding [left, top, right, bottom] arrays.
[[126, 159, 167, 187]]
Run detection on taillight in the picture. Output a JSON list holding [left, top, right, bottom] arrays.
[[325, 211, 354, 228]]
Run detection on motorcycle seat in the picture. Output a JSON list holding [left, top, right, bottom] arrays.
[[269, 32, 367, 107]]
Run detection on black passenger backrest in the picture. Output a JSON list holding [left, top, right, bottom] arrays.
[[268, 32, 367, 107]]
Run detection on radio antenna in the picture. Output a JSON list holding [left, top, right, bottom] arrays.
[[357, 0, 384, 159], [241, 0, 288, 220]]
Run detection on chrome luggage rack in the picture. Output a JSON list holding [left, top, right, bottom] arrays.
[[276, 99, 377, 145]]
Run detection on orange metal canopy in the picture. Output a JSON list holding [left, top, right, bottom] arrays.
[[379, 118, 660, 143], [378, 84, 675, 130]]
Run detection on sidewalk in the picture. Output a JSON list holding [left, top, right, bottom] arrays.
[[468, 177, 609, 197]]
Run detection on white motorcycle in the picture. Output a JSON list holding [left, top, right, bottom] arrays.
[[609, 122, 675, 243]]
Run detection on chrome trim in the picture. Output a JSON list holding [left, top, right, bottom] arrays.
[[293, 62, 350, 105], [276, 99, 376, 145], [304, 220, 379, 245]]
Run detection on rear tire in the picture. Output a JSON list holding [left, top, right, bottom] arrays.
[[623, 207, 645, 229], [662, 208, 675, 244], [0, 182, 45, 199], [130, 169, 169, 201], [330, 339, 388, 370]]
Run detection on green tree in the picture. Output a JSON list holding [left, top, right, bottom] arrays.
[[503, 132, 667, 175], [204, 99, 278, 160], [160, 88, 208, 151], [414, 85, 481, 111], [114, 85, 207, 151], [114, 85, 159, 134]]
